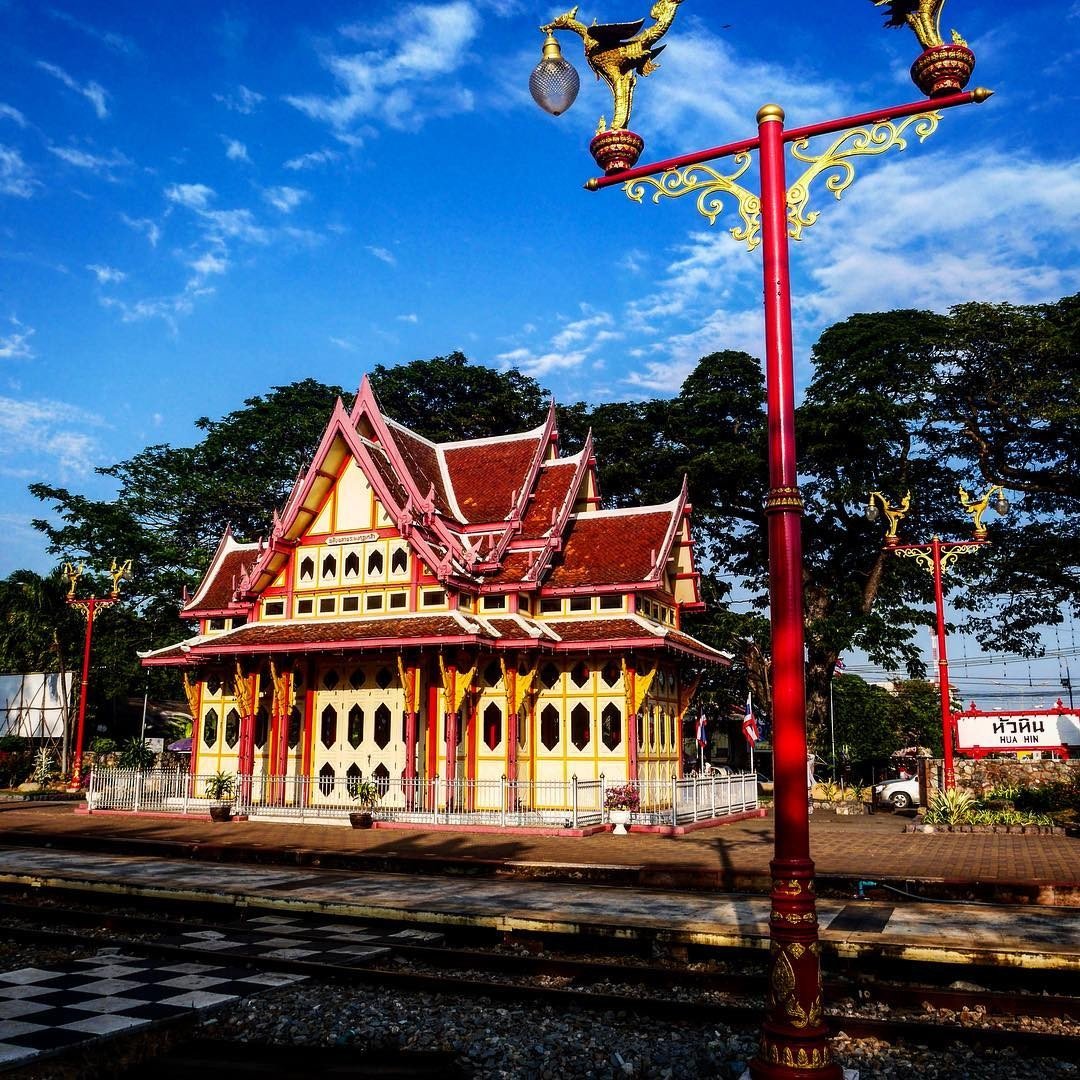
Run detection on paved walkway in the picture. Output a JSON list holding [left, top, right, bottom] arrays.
[[0, 804, 1077, 900]]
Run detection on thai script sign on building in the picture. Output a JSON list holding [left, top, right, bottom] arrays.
[[956, 708, 1080, 752]]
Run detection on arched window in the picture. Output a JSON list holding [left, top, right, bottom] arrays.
[[344, 552, 360, 578], [300, 555, 315, 580], [346, 763, 362, 797], [391, 547, 408, 574], [571, 703, 591, 750], [319, 762, 335, 795], [321, 704, 337, 749], [602, 703, 622, 750], [540, 705, 560, 751], [321, 553, 337, 580], [224, 708, 240, 749], [374, 704, 392, 749], [348, 705, 364, 748], [288, 706, 302, 749], [484, 703, 502, 751], [367, 549, 384, 575], [202, 708, 218, 748]]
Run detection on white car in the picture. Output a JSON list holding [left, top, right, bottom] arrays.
[[873, 776, 920, 810]]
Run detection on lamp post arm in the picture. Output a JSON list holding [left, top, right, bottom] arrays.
[[585, 87, 991, 190]]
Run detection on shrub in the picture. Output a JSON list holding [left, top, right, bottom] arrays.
[[923, 788, 975, 826], [89, 736, 117, 755], [117, 738, 155, 771], [31, 747, 56, 786]]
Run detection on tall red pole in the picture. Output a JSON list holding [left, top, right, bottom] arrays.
[[931, 537, 956, 789], [752, 105, 840, 1080], [70, 595, 98, 783]]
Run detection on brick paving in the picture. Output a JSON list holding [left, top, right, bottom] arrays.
[[0, 804, 1077, 899]]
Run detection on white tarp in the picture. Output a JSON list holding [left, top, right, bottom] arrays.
[[0, 673, 70, 738]]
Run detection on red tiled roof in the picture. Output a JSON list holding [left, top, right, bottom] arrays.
[[207, 616, 475, 648], [389, 424, 453, 517], [183, 549, 253, 614], [444, 436, 539, 524], [546, 511, 671, 588], [483, 617, 541, 641], [520, 462, 576, 539], [480, 550, 537, 585], [545, 618, 728, 663]]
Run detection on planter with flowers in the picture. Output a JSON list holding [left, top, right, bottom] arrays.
[[604, 783, 640, 835]]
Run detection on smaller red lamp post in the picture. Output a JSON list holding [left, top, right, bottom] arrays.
[[868, 485, 1008, 789], [63, 559, 132, 784]]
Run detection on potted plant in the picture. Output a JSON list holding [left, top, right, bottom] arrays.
[[205, 770, 235, 822], [604, 783, 640, 835], [349, 779, 381, 829]]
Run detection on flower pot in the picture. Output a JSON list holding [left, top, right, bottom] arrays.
[[349, 811, 374, 830], [608, 809, 632, 835], [209, 804, 232, 823]]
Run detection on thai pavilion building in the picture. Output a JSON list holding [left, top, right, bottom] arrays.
[[141, 376, 730, 818]]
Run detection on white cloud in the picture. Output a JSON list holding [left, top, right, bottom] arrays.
[[551, 309, 617, 351], [165, 182, 215, 210], [120, 214, 161, 247], [0, 145, 36, 197], [286, 2, 479, 132], [0, 317, 35, 360], [45, 9, 138, 55], [215, 84, 264, 114], [329, 336, 356, 351], [223, 137, 250, 163], [101, 292, 199, 334], [0, 104, 27, 127], [86, 264, 126, 285], [263, 185, 308, 213], [188, 251, 228, 277], [0, 395, 104, 476], [48, 145, 130, 179], [36, 61, 109, 119], [283, 148, 341, 171], [367, 246, 396, 266], [495, 345, 587, 378], [397, 313, 419, 323]]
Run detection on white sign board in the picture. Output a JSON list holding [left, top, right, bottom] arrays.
[[145, 738, 165, 752], [957, 710, 1080, 751], [0, 673, 70, 738]]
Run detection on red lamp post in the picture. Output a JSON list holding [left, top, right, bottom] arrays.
[[869, 486, 1009, 790], [63, 559, 131, 784], [531, 5, 991, 1075]]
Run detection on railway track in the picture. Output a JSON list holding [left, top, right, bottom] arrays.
[[1, 886, 1077, 1072]]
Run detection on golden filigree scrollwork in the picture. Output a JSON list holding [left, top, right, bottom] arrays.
[[787, 113, 941, 240], [624, 153, 762, 249], [939, 543, 984, 573]]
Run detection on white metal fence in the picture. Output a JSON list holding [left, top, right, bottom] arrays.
[[87, 768, 758, 829]]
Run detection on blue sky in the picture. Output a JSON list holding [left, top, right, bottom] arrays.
[[2, 1, 1079, 701]]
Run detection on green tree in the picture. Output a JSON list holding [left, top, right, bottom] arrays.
[[369, 352, 549, 442]]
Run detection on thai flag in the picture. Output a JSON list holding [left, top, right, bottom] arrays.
[[834, 658, 845, 675], [695, 713, 707, 748], [742, 692, 759, 746]]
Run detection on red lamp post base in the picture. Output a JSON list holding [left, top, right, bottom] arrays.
[[590, 129, 644, 174], [911, 44, 975, 98], [750, 858, 843, 1079]]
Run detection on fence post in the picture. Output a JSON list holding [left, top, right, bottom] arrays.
[[671, 773, 678, 827], [133, 769, 143, 814], [86, 767, 96, 815], [571, 774, 578, 829]]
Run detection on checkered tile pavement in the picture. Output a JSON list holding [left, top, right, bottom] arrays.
[[0, 952, 305, 1067], [0, 916, 444, 1068]]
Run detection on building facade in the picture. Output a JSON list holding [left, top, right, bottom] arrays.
[[143, 377, 729, 812]]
